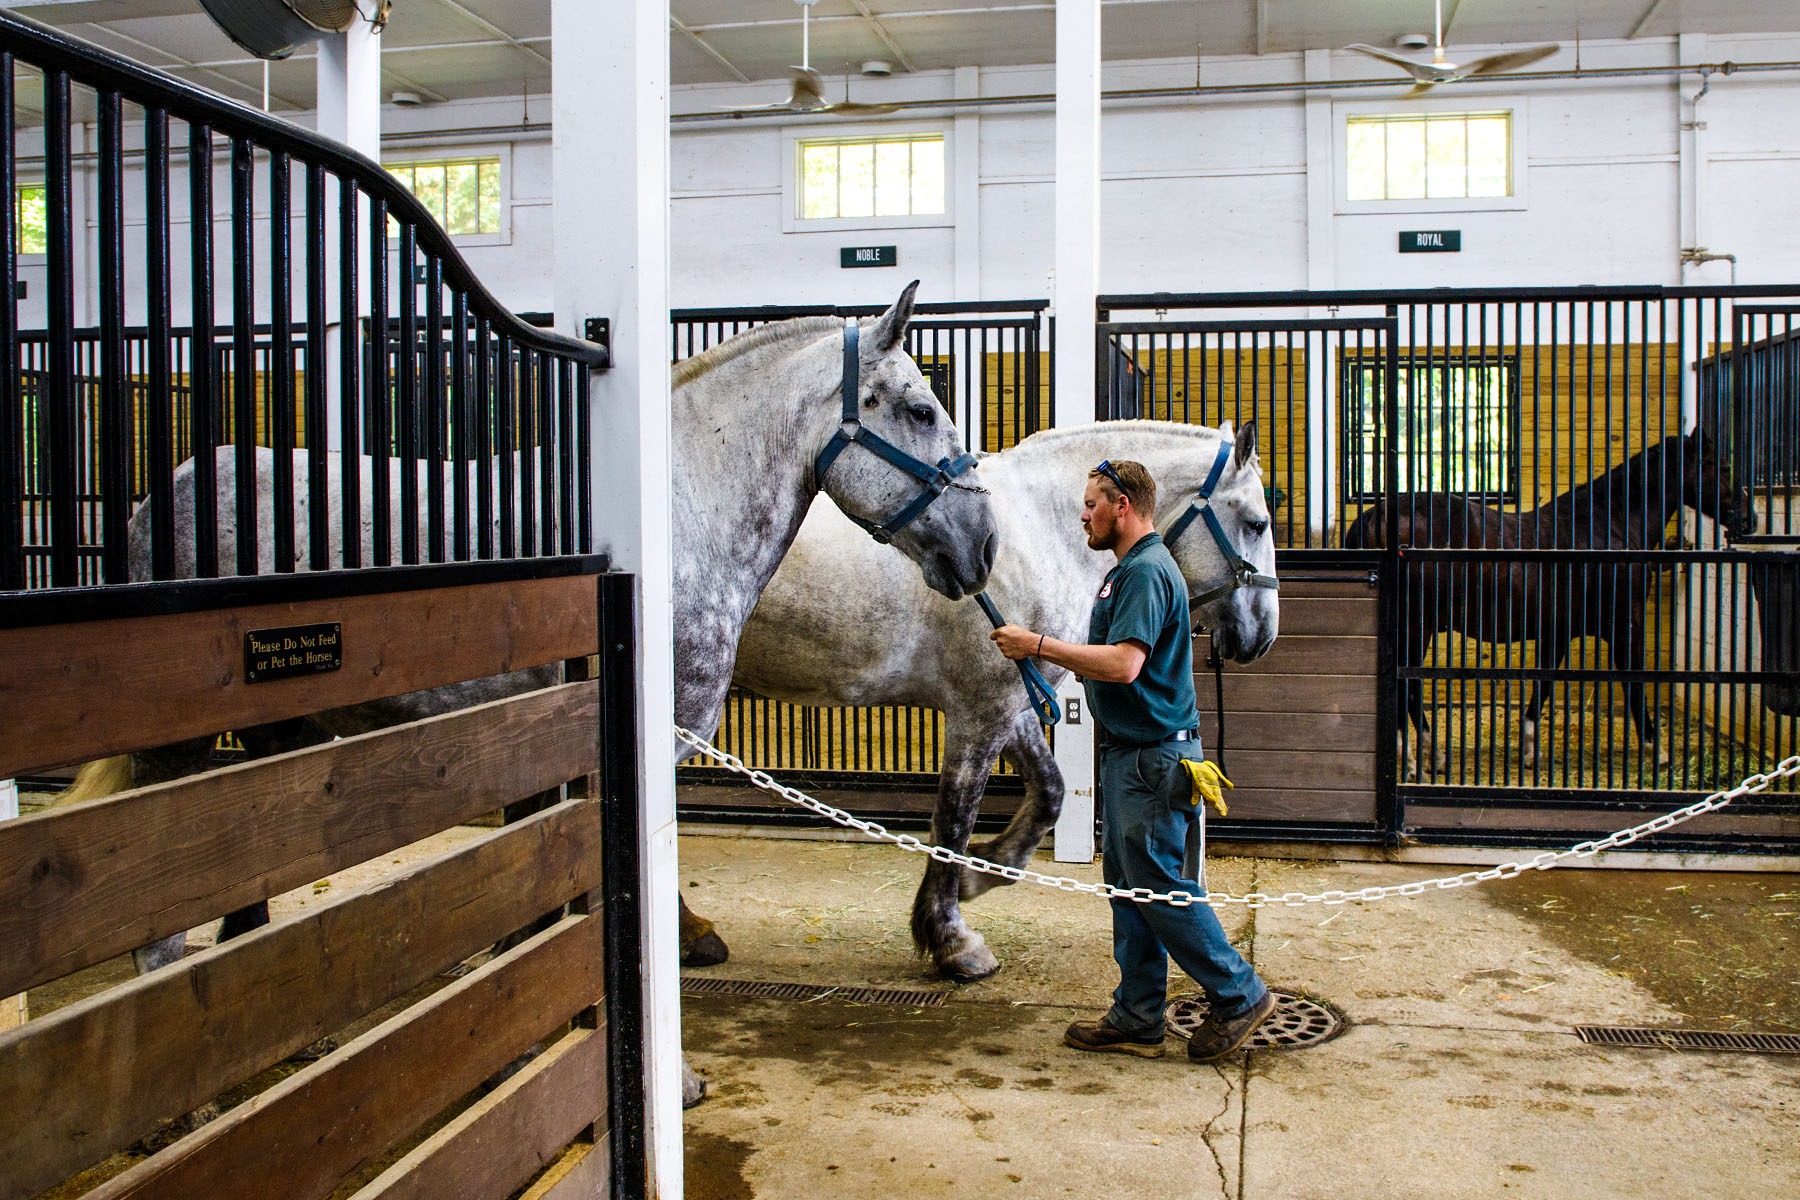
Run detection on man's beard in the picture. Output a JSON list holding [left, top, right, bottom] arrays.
[[1085, 524, 1117, 551]]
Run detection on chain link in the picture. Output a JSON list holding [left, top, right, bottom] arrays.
[[675, 727, 1800, 909]]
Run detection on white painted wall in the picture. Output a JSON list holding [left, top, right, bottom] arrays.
[[26, 35, 1800, 320], [652, 34, 1800, 307]]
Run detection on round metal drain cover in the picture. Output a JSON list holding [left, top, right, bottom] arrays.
[[1165, 989, 1345, 1050]]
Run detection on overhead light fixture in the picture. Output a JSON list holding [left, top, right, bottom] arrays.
[[390, 90, 423, 106], [1395, 32, 1431, 50], [861, 60, 893, 77], [196, 0, 358, 61]]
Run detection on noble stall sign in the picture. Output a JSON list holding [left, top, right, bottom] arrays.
[[1399, 230, 1461, 253], [840, 245, 897, 269], [245, 623, 342, 684]]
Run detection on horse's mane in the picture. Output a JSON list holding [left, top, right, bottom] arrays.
[[1006, 419, 1219, 455], [671, 316, 841, 388], [1555, 431, 1683, 516]]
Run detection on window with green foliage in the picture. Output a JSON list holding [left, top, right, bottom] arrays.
[[1346, 111, 1511, 202], [16, 184, 45, 254], [797, 134, 944, 220], [386, 157, 501, 235], [1343, 354, 1520, 502]]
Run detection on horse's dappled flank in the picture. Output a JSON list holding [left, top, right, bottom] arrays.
[[671, 315, 842, 388]]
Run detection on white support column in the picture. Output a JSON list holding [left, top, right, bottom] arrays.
[[315, 25, 382, 161], [1303, 48, 1336, 543], [315, 22, 381, 452], [552, 1, 679, 1194], [1677, 33, 1707, 432], [952, 67, 982, 301], [1051, 0, 1101, 863]]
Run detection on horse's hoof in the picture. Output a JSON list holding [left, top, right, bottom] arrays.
[[681, 928, 729, 968], [935, 943, 1000, 983], [682, 1061, 708, 1109]]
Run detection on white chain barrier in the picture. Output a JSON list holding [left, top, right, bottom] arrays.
[[676, 726, 1800, 908]]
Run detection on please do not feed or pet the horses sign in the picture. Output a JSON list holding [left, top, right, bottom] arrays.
[[244, 623, 343, 684]]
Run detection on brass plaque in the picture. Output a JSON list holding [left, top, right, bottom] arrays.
[[245, 623, 342, 684]]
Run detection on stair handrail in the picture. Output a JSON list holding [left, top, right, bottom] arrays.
[[0, 6, 606, 369]]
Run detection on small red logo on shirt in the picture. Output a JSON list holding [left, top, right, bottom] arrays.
[[1098, 581, 1113, 599]]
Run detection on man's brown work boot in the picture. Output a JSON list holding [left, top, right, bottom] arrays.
[[1186, 990, 1276, 1063], [1064, 1016, 1165, 1058]]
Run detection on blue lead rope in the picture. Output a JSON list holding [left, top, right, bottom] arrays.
[[974, 592, 1063, 726]]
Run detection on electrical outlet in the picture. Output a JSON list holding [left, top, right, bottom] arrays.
[[1066, 698, 1082, 724]]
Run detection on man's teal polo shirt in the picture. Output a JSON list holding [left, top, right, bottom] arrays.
[[1084, 532, 1200, 746]]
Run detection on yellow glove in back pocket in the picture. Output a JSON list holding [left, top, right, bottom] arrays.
[[1180, 758, 1233, 817]]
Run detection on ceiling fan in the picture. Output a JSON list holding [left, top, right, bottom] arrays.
[[721, 0, 896, 118], [1344, 0, 1558, 97]]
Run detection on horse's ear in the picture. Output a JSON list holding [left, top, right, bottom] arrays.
[[868, 280, 920, 353], [1234, 419, 1259, 470], [1217, 418, 1235, 442]]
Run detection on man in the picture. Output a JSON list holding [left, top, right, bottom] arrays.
[[991, 458, 1274, 1062]]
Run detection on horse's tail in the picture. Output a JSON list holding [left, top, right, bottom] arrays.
[[1342, 502, 1385, 549], [54, 755, 134, 807]]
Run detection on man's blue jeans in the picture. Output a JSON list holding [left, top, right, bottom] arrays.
[[1099, 740, 1267, 1037]]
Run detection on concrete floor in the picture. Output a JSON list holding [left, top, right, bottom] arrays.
[[676, 833, 1800, 1200]]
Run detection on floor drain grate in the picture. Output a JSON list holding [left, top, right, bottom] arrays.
[[1575, 1026, 1800, 1055], [680, 976, 949, 1007], [1165, 989, 1346, 1050]]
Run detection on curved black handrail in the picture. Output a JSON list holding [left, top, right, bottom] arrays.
[[0, 6, 604, 368]]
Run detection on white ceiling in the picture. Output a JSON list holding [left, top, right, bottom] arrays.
[[7, 0, 1800, 113]]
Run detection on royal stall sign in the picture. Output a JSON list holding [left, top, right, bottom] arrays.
[[1399, 230, 1462, 253]]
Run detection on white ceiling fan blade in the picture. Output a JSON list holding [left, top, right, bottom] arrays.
[[822, 101, 899, 115], [1344, 43, 1428, 75], [1458, 44, 1560, 79], [1342, 44, 1451, 83]]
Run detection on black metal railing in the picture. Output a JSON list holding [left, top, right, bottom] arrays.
[[1100, 286, 1799, 853], [671, 299, 1052, 799], [672, 299, 1051, 454], [0, 9, 606, 590]]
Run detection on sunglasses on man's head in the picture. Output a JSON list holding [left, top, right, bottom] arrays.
[[1094, 460, 1127, 497]]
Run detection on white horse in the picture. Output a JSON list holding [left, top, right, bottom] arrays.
[[69, 283, 996, 1106], [731, 419, 1278, 979]]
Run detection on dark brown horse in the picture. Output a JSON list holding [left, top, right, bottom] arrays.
[[1346, 430, 1754, 777]]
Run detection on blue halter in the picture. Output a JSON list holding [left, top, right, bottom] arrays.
[[1164, 440, 1282, 608], [812, 319, 982, 545], [973, 592, 1063, 726]]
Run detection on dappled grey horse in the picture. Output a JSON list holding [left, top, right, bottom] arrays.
[[732, 420, 1278, 980], [67, 282, 996, 1104]]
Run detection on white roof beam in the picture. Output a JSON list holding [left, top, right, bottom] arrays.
[[186, 36, 554, 72], [430, 0, 552, 70], [849, 1, 918, 74], [79, 22, 308, 109], [671, 14, 750, 83], [1631, 0, 1674, 39]]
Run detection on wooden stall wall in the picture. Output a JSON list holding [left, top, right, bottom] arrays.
[[1199, 575, 1380, 835], [0, 569, 632, 1200]]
